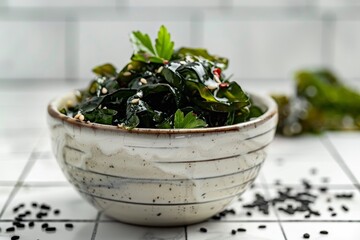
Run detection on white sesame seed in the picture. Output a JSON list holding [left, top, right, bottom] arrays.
[[156, 66, 164, 73], [180, 60, 186, 65], [140, 78, 147, 84], [66, 100, 74, 107], [117, 123, 125, 128], [86, 120, 91, 124], [79, 114, 85, 121], [103, 106, 107, 109], [131, 98, 140, 104], [127, 64, 133, 70], [74, 113, 81, 119], [123, 71, 131, 77], [101, 87, 108, 94]]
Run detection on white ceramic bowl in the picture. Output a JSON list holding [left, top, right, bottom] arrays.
[[47, 92, 278, 226]]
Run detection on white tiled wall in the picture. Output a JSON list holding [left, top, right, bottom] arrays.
[[0, 0, 360, 85]]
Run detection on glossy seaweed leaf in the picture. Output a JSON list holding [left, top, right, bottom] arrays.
[[173, 47, 229, 69], [83, 108, 117, 125], [92, 63, 117, 77]]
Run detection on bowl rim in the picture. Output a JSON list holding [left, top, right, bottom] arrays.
[[48, 91, 277, 134]]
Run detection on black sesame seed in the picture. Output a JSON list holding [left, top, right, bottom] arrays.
[[231, 229, 236, 235], [319, 187, 328, 193], [45, 227, 56, 232], [11, 236, 20, 240], [320, 230, 328, 235], [341, 205, 349, 212], [40, 204, 51, 211], [303, 233, 310, 239], [200, 227, 207, 233], [331, 213, 337, 217], [246, 211, 252, 216], [6, 227, 15, 232], [258, 225, 266, 229], [31, 202, 38, 208], [28, 221, 34, 228], [42, 223, 49, 229], [54, 209, 60, 215], [237, 228, 246, 232], [157, 213, 161, 216], [65, 223, 74, 229], [14, 222, 25, 228], [328, 207, 334, 212]]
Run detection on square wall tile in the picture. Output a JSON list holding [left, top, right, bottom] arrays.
[[0, 187, 13, 210], [8, 0, 118, 7], [127, 0, 221, 7], [0, 21, 66, 80], [95, 222, 185, 240], [268, 136, 329, 155], [2, 186, 98, 220], [77, 21, 192, 80], [334, 21, 360, 79], [188, 222, 285, 240], [24, 158, 68, 183], [202, 19, 322, 79], [0, 158, 28, 182]]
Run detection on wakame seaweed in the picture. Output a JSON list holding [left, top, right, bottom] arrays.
[[272, 69, 360, 136], [63, 26, 262, 129]]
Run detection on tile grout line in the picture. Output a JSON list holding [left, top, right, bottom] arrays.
[[0, 151, 38, 218], [321, 135, 360, 191], [184, 225, 188, 240], [90, 212, 102, 240]]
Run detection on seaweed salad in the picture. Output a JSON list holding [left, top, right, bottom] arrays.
[[61, 26, 262, 129]]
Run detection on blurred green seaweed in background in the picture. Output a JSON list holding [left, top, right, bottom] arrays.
[[272, 69, 360, 136]]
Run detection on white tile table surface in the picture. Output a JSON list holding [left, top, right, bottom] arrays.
[[0, 84, 360, 240]]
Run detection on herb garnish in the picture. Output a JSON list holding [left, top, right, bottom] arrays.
[[62, 26, 262, 129]]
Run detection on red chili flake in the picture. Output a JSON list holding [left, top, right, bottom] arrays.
[[219, 83, 229, 88], [213, 68, 221, 76]]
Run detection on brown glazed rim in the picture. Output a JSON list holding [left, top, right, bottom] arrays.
[[47, 92, 278, 135]]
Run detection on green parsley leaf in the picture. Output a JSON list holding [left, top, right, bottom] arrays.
[[155, 25, 174, 60], [130, 26, 174, 64], [174, 109, 207, 129]]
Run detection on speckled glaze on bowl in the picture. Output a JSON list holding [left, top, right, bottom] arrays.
[[47, 92, 277, 226]]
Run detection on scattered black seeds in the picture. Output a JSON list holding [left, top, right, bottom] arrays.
[[13, 204, 25, 213], [302, 179, 312, 190], [28, 221, 35, 228], [6, 227, 15, 232], [40, 204, 51, 210], [258, 225, 266, 229], [335, 193, 354, 199], [14, 222, 25, 228], [231, 229, 236, 235], [200, 227, 207, 233], [11, 236, 20, 240], [157, 213, 161, 216], [303, 233, 310, 239], [45, 227, 56, 232], [341, 205, 349, 212], [31, 202, 38, 208], [42, 223, 49, 229], [246, 211, 252, 216], [237, 228, 246, 232], [65, 223, 74, 229], [331, 213, 337, 217], [326, 197, 332, 203], [54, 209, 60, 215], [320, 230, 328, 235], [319, 187, 328, 193], [328, 207, 334, 212]]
